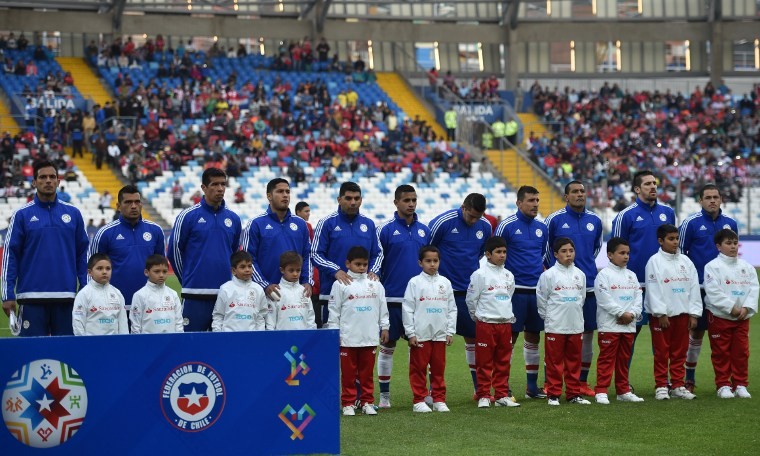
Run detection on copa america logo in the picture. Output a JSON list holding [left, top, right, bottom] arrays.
[[160, 362, 225, 432], [2, 359, 87, 448]]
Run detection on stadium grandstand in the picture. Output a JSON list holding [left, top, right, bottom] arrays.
[[0, 0, 758, 236]]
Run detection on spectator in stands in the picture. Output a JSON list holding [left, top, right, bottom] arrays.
[[58, 186, 72, 203], [98, 191, 112, 214]]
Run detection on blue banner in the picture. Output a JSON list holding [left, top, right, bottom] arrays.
[[0, 330, 340, 455]]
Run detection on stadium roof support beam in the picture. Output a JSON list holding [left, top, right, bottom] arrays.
[[112, 0, 127, 31], [501, 0, 519, 30], [299, 0, 318, 20], [317, 0, 333, 34]]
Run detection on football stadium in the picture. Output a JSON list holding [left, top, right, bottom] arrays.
[[0, 1, 759, 454]]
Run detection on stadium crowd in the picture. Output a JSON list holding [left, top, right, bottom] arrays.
[[525, 81, 760, 209]]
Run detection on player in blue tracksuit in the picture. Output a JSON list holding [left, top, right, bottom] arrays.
[[429, 193, 491, 393], [611, 170, 676, 385], [678, 183, 738, 391], [495, 186, 550, 398], [241, 178, 312, 298], [376, 184, 431, 408], [88, 185, 165, 310], [544, 181, 602, 395], [167, 168, 241, 331], [611, 171, 676, 324], [2, 161, 89, 336], [311, 181, 383, 322]]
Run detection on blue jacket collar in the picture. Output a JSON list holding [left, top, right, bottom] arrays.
[[34, 194, 58, 208], [516, 210, 535, 224], [267, 205, 291, 221], [565, 204, 585, 218], [338, 206, 359, 222], [700, 208, 722, 221], [119, 214, 142, 227], [635, 197, 657, 211], [200, 196, 226, 212], [394, 211, 418, 226]]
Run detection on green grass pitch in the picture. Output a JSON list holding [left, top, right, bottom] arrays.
[[1, 274, 758, 455]]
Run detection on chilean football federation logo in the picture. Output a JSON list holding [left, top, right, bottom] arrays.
[[160, 362, 225, 432], [2, 359, 88, 448]]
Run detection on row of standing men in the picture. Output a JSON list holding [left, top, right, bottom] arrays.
[[0, 163, 739, 399]]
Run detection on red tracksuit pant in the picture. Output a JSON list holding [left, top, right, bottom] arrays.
[[650, 313, 689, 389], [707, 311, 750, 389], [340, 346, 376, 407], [475, 321, 513, 399], [545, 333, 582, 399], [409, 340, 447, 404], [595, 332, 635, 395]]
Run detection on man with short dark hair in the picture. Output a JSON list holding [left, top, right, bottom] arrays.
[[496, 185, 550, 399], [612, 170, 676, 381], [430, 192, 492, 397], [544, 181, 603, 397], [2, 161, 89, 336], [312, 181, 383, 323], [376, 184, 431, 408], [89, 185, 165, 311], [168, 168, 241, 331], [241, 178, 312, 300], [678, 183, 738, 392]]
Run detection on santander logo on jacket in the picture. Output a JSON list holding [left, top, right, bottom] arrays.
[[325, 271, 389, 347], [644, 249, 701, 318], [537, 262, 585, 334]]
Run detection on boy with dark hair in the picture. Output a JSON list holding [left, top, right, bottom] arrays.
[[537, 237, 588, 406], [130, 254, 183, 334], [211, 251, 267, 332], [72, 254, 128, 335], [402, 245, 456, 413], [265, 251, 316, 330], [325, 246, 389, 416], [704, 229, 758, 399], [466, 236, 520, 409], [644, 224, 700, 400], [593, 237, 644, 404]]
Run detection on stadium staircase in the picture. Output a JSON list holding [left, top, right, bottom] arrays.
[[56, 57, 112, 107], [486, 112, 563, 216], [0, 96, 21, 135], [376, 72, 446, 139]]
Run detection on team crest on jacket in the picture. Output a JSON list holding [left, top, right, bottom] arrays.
[[535, 229, 543, 237], [360, 224, 368, 232], [659, 214, 667, 221], [586, 223, 594, 231], [723, 224, 731, 229], [438, 285, 446, 295], [476, 230, 483, 239], [224, 218, 232, 228], [2, 359, 88, 448], [61, 214, 71, 223], [290, 223, 298, 231], [418, 229, 426, 238], [161, 362, 225, 432], [143, 232, 152, 241]]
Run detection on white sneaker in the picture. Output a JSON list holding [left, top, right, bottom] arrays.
[[595, 393, 610, 405], [734, 386, 752, 399], [477, 397, 491, 408], [568, 396, 591, 405], [432, 402, 450, 412], [655, 387, 670, 400], [547, 397, 560, 406], [342, 405, 355, 416], [494, 396, 521, 407], [670, 386, 696, 400], [379, 392, 391, 409], [616, 392, 644, 402], [424, 395, 434, 407], [717, 386, 734, 399], [413, 402, 432, 413], [362, 403, 378, 415]]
